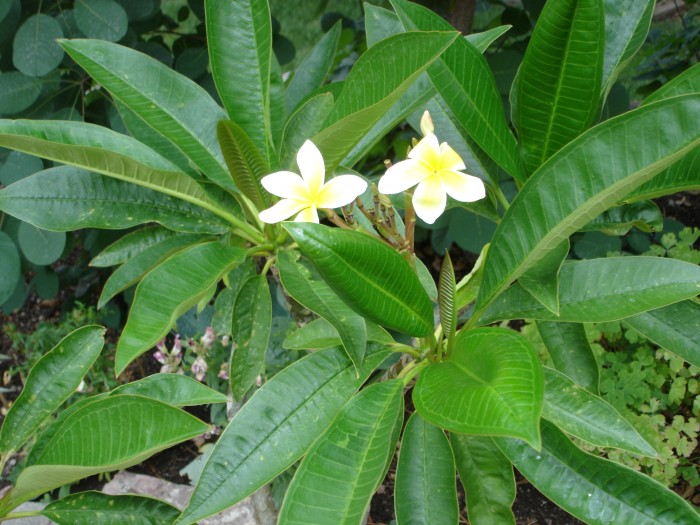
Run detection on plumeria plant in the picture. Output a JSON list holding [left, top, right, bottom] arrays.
[[0, 0, 699, 523]]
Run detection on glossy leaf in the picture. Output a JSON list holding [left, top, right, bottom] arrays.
[[178, 347, 389, 525], [230, 275, 272, 400], [465, 25, 512, 52], [61, 39, 231, 189], [496, 421, 700, 525], [392, 0, 525, 182], [42, 492, 178, 525], [280, 93, 334, 169], [211, 287, 236, 337], [278, 380, 404, 525], [518, 239, 569, 315], [543, 368, 655, 456], [536, 321, 599, 393], [110, 373, 227, 406], [581, 201, 663, 235], [0, 232, 20, 305], [283, 318, 392, 351], [624, 146, 700, 203], [477, 94, 700, 310], [395, 413, 458, 525], [116, 242, 244, 375], [451, 435, 516, 525], [438, 252, 457, 343], [481, 257, 700, 324], [90, 226, 176, 268], [365, 4, 403, 47], [74, 0, 128, 42], [285, 223, 434, 336], [413, 328, 543, 448], [205, 0, 273, 164], [623, 300, 700, 367], [12, 15, 64, 77], [643, 63, 700, 106], [0, 326, 104, 454]]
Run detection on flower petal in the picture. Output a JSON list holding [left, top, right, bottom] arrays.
[[413, 175, 447, 224], [408, 133, 440, 167], [317, 175, 368, 208], [378, 159, 428, 194], [296, 140, 325, 197], [261, 171, 310, 200], [293, 205, 319, 223], [439, 142, 466, 171], [440, 169, 486, 203], [259, 199, 308, 224]]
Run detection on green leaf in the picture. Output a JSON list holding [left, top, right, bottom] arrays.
[[0, 167, 229, 234], [391, 0, 525, 182], [414, 328, 543, 448], [177, 347, 389, 525], [312, 30, 458, 172], [455, 244, 488, 310], [205, 0, 273, 164], [0, 326, 104, 454], [581, 201, 663, 235], [90, 226, 177, 268], [110, 373, 227, 406], [395, 413, 458, 525], [622, 300, 700, 367], [212, 287, 236, 337], [643, 63, 700, 106], [231, 275, 272, 401], [217, 120, 269, 209], [365, 4, 403, 47], [512, 0, 604, 173], [276, 249, 367, 369], [496, 421, 700, 525], [518, 240, 569, 315], [5, 396, 208, 510], [17, 222, 65, 266], [285, 223, 434, 336], [0, 151, 43, 186], [480, 257, 700, 324], [60, 39, 232, 189], [74, 0, 128, 42], [543, 367, 655, 456], [465, 25, 512, 52], [41, 491, 180, 525], [283, 318, 392, 351], [115, 241, 244, 375], [0, 232, 20, 305], [0, 73, 42, 115], [12, 14, 64, 77], [624, 147, 700, 203], [477, 94, 700, 311], [286, 22, 341, 114], [280, 93, 335, 169], [438, 251, 457, 344], [278, 380, 404, 525], [451, 435, 516, 525], [536, 321, 599, 393]]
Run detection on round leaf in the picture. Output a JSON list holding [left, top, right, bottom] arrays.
[[115, 0, 160, 21], [0, 151, 43, 186], [74, 0, 128, 42], [0, 232, 21, 304], [12, 14, 65, 77], [0, 72, 42, 115], [17, 222, 66, 265], [33, 268, 59, 299]]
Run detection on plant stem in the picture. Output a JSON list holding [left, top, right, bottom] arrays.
[[387, 343, 422, 358], [0, 511, 42, 522], [404, 190, 416, 254], [399, 359, 429, 385], [261, 256, 276, 276], [492, 184, 511, 213]]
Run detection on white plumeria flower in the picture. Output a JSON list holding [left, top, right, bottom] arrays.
[[378, 111, 486, 224], [258, 140, 368, 223]]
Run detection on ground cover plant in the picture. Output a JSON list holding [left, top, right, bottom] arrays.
[[0, 0, 699, 523]]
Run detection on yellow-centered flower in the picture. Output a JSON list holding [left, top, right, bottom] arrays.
[[258, 140, 367, 223], [378, 111, 486, 224]]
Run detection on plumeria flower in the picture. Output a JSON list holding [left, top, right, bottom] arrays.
[[378, 111, 486, 224], [258, 140, 368, 223]]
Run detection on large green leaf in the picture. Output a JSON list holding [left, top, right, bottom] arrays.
[[465, 26, 512, 53], [41, 492, 180, 525], [110, 373, 227, 407], [518, 239, 569, 315], [512, 0, 604, 173], [581, 201, 663, 235], [115, 242, 244, 374], [543, 367, 655, 456], [283, 318, 392, 351], [205, 0, 273, 164], [3, 396, 208, 512], [622, 300, 700, 367], [451, 435, 516, 525], [413, 328, 543, 448], [395, 413, 458, 525], [90, 226, 176, 268], [280, 93, 335, 169], [177, 347, 389, 525], [643, 63, 700, 106], [278, 380, 404, 525], [476, 94, 700, 311], [0, 232, 20, 305], [0, 326, 104, 455], [0, 167, 229, 234], [391, 0, 525, 182], [61, 39, 232, 189], [536, 321, 599, 393], [285, 223, 434, 337], [12, 14, 64, 77], [312, 30, 457, 172], [480, 257, 700, 324], [496, 421, 700, 525], [623, 147, 700, 203], [230, 275, 272, 401]]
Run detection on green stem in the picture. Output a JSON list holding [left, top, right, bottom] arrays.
[[492, 184, 511, 214], [261, 256, 276, 276], [404, 190, 416, 254], [0, 510, 42, 522], [399, 359, 429, 385], [387, 343, 422, 358], [245, 244, 274, 257]]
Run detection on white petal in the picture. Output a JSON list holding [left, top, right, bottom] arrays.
[[408, 133, 440, 166], [317, 175, 368, 208], [420, 110, 434, 136], [293, 205, 319, 223], [259, 199, 307, 223], [296, 140, 325, 197], [378, 159, 428, 195], [261, 171, 310, 200], [440, 170, 486, 202], [412, 176, 447, 224], [439, 142, 466, 171]]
